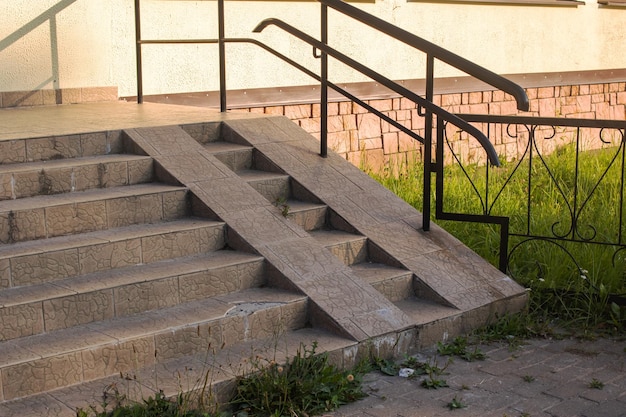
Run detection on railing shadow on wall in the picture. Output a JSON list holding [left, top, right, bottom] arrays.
[[0, 0, 78, 106]]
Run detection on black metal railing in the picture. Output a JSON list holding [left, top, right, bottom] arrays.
[[438, 114, 626, 276], [133, 0, 625, 283], [133, 0, 529, 233]]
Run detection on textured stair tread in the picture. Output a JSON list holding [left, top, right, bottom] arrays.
[[0, 183, 187, 212], [0, 287, 306, 367], [0, 251, 263, 308], [0, 154, 151, 174], [0, 218, 223, 259], [283, 200, 327, 232], [203, 141, 252, 154], [0, 328, 356, 416], [235, 169, 288, 182], [284, 200, 327, 213], [142, 326, 357, 393], [350, 262, 412, 285], [309, 229, 366, 246], [394, 297, 460, 325]]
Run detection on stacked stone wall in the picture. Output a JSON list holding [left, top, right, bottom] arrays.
[[235, 81, 626, 172]]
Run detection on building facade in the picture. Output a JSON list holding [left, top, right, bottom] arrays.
[[1, 0, 625, 167]]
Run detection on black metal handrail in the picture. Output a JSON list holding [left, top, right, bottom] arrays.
[[319, 0, 530, 112], [134, 0, 533, 233], [253, 18, 499, 166]]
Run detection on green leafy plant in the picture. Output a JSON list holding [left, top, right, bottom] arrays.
[[418, 359, 450, 389], [231, 342, 367, 416], [274, 197, 290, 217], [588, 378, 604, 389], [437, 337, 486, 361], [373, 357, 400, 376], [522, 375, 535, 383], [421, 377, 449, 389], [446, 396, 466, 410]]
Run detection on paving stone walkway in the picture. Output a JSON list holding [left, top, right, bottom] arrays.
[[324, 337, 626, 417]]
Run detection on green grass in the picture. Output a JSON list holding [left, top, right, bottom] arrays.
[[370, 145, 626, 334]]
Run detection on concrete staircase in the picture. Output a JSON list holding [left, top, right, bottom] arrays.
[[0, 114, 527, 416]]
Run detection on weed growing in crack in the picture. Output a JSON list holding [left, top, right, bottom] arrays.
[[437, 336, 486, 362], [446, 396, 466, 410], [274, 197, 290, 217], [589, 378, 604, 389]]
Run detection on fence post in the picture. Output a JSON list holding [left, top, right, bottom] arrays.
[[218, 0, 226, 112], [134, 0, 143, 104], [422, 54, 435, 231], [320, 4, 328, 157]]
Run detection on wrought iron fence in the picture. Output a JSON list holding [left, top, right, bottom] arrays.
[[436, 114, 626, 289]]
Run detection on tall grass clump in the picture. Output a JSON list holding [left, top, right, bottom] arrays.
[[370, 146, 626, 334], [231, 342, 368, 417]]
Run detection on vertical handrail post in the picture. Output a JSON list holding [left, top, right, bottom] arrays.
[[320, 4, 328, 157], [218, 0, 226, 112], [422, 54, 435, 231], [134, 0, 143, 104]]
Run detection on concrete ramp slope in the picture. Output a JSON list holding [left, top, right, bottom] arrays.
[[128, 115, 527, 347]]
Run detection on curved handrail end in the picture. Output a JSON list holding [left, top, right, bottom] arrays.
[[516, 93, 530, 112], [252, 19, 274, 33]]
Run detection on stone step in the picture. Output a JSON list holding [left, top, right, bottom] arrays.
[[0, 218, 225, 289], [0, 327, 356, 417], [283, 200, 327, 231], [312, 230, 419, 302], [310, 229, 368, 266], [0, 287, 308, 401], [0, 183, 189, 244], [0, 154, 154, 200], [350, 262, 414, 302], [203, 141, 253, 171], [0, 131, 124, 165], [0, 250, 263, 340], [236, 169, 290, 203], [394, 298, 462, 348]]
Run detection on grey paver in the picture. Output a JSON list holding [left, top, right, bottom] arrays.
[[325, 337, 626, 417]]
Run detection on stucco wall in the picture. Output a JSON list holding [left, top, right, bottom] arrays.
[[1, 0, 625, 99]]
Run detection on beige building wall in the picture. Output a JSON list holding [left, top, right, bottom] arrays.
[[1, 0, 625, 100]]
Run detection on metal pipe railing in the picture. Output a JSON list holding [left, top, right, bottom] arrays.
[[253, 18, 500, 166], [134, 0, 227, 109], [133, 0, 535, 234], [318, 0, 529, 112]]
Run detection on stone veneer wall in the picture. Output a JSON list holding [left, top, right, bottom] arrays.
[[234, 81, 626, 172]]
